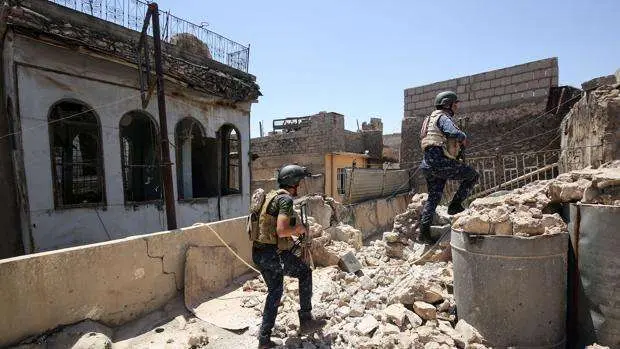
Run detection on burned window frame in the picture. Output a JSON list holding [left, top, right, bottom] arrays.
[[219, 124, 242, 196], [119, 110, 162, 205], [47, 99, 106, 209]]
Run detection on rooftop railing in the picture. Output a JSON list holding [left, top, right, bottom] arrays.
[[49, 0, 250, 72]]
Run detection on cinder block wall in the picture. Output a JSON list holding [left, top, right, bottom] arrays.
[[401, 58, 561, 166]]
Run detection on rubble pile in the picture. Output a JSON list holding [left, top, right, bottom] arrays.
[[242, 255, 487, 349], [452, 163, 620, 236], [241, 194, 485, 348]]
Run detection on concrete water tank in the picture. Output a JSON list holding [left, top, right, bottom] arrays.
[[569, 203, 620, 348], [451, 230, 568, 348]]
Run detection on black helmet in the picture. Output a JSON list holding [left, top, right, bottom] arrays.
[[434, 91, 459, 108], [277, 164, 311, 187]]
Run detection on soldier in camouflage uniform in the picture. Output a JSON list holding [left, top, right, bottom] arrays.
[[418, 91, 479, 244], [252, 164, 326, 349]]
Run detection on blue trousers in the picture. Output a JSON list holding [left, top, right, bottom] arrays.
[[420, 147, 479, 229]]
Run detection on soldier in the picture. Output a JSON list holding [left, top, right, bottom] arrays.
[[252, 164, 326, 348], [418, 91, 479, 243]]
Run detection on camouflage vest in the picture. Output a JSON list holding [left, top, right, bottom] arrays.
[[256, 189, 295, 250], [420, 110, 459, 160]]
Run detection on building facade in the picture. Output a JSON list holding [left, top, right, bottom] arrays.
[[0, 0, 260, 254]]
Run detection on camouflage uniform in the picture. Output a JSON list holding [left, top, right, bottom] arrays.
[[419, 113, 479, 231], [252, 193, 312, 344]]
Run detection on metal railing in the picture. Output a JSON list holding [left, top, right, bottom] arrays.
[[49, 0, 250, 72]]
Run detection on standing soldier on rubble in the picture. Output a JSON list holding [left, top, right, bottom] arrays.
[[251, 164, 326, 348], [418, 91, 479, 243]]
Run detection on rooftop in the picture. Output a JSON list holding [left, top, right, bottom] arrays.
[[49, 0, 250, 72]]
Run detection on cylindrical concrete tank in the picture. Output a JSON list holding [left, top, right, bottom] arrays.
[[451, 230, 568, 348], [569, 204, 620, 348]]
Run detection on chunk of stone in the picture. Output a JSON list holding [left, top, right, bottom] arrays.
[[405, 309, 423, 328], [413, 301, 437, 320], [422, 285, 445, 304], [454, 319, 483, 345], [383, 231, 401, 243], [452, 213, 491, 234], [304, 195, 334, 228], [510, 211, 544, 236], [356, 315, 380, 335], [383, 303, 407, 327], [360, 275, 377, 291], [326, 224, 363, 250]]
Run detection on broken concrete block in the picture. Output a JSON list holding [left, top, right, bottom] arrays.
[[383, 231, 401, 243], [422, 285, 445, 304], [510, 211, 545, 236], [303, 195, 333, 228], [405, 309, 423, 328], [452, 213, 491, 235], [356, 315, 379, 335], [359, 275, 377, 291], [338, 251, 363, 274], [413, 301, 437, 320], [384, 303, 408, 327], [454, 319, 483, 345], [326, 224, 363, 250]]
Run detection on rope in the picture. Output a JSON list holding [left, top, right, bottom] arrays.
[[204, 223, 261, 274]]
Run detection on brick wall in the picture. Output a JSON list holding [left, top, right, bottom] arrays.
[[401, 58, 567, 166], [251, 113, 383, 182]]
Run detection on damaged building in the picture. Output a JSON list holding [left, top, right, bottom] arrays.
[[250, 112, 385, 202], [0, 0, 260, 256], [401, 57, 581, 165]]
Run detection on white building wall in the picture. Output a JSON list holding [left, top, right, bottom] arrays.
[[10, 35, 252, 252]]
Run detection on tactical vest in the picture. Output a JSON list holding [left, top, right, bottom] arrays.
[[420, 110, 458, 160], [256, 189, 295, 251]]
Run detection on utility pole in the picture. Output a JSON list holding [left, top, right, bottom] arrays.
[[150, 3, 177, 230]]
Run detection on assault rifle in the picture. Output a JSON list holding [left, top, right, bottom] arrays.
[[291, 202, 314, 268]]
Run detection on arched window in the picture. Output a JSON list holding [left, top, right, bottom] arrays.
[[175, 118, 217, 199], [219, 124, 241, 195], [119, 111, 161, 203], [49, 100, 105, 207]]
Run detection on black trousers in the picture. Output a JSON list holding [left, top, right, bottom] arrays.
[[252, 243, 312, 342]]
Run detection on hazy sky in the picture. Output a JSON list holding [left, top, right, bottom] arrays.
[[156, 0, 619, 137]]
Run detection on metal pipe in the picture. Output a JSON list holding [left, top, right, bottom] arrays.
[[150, 3, 177, 230]]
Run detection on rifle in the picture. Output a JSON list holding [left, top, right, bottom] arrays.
[[291, 203, 314, 268]]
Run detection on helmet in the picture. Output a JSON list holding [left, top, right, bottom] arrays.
[[277, 164, 311, 187], [434, 91, 459, 108]]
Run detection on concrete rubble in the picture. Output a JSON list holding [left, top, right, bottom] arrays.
[[234, 195, 487, 348], [452, 162, 620, 236]]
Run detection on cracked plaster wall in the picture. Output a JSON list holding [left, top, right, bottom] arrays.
[[0, 216, 250, 347]]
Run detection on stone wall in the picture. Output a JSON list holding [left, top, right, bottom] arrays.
[[401, 58, 569, 166], [560, 79, 620, 171], [0, 217, 251, 347]]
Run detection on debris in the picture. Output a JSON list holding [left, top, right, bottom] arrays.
[[356, 315, 379, 335], [413, 301, 437, 320]]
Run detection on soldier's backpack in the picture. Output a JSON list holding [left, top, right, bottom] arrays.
[[246, 188, 266, 241]]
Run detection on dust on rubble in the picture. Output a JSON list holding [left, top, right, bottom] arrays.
[[12, 164, 619, 349]]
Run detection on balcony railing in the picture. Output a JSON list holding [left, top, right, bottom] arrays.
[[49, 0, 250, 72]]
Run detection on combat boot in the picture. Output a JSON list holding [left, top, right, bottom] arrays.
[[447, 200, 465, 215], [417, 225, 437, 244], [299, 311, 326, 334], [257, 339, 279, 349]]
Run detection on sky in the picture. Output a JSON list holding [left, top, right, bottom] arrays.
[[156, 0, 620, 137]]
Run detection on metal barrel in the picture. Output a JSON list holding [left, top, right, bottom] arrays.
[[451, 229, 568, 348], [569, 204, 620, 348]]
